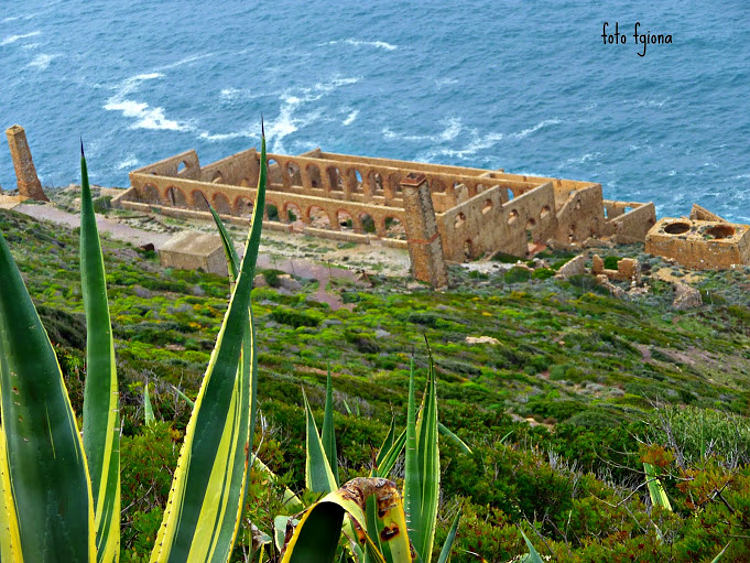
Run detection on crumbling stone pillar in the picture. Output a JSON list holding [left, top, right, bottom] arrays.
[[401, 173, 448, 289], [5, 125, 48, 202]]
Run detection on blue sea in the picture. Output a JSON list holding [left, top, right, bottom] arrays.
[[1, 1, 748, 222]]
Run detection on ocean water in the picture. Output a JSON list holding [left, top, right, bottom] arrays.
[[1, 1, 748, 222]]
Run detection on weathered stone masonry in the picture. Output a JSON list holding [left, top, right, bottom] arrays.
[[113, 146, 656, 286]]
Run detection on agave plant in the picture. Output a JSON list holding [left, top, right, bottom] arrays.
[[0, 129, 268, 561]]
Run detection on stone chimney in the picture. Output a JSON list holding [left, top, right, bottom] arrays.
[[5, 125, 48, 202], [401, 173, 448, 289]]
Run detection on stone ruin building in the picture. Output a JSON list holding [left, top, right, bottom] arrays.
[[646, 205, 750, 270], [2, 125, 48, 203], [112, 146, 658, 287]]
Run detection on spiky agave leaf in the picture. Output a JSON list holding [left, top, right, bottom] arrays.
[[322, 366, 339, 484], [403, 354, 440, 562], [518, 530, 544, 563], [79, 144, 121, 562], [281, 477, 411, 563], [150, 129, 267, 562], [0, 217, 96, 561], [303, 388, 337, 494], [436, 510, 461, 563]]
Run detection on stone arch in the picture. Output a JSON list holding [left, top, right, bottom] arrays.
[[337, 209, 355, 231], [165, 186, 188, 208], [507, 209, 519, 225], [454, 212, 466, 229], [307, 164, 322, 189], [540, 205, 551, 219], [240, 177, 252, 187], [285, 202, 303, 224], [482, 199, 493, 215], [307, 205, 332, 228], [568, 224, 577, 243], [383, 216, 405, 240], [234, 196, 254, 216], [327, 167, 343, 192], [369, 171, 384, 195], [212, 193, 231, 215], [287, 161, 302, 186], [347, 168, 365, 194], [211, 171, 224, 184], [266, 202, 280, 221], [267, 159, 282, 185], [388, 173, 402, 196], [191, 190, 210, 211], [359, 212, 376, 234], [177, 160, 190, 175], [506, 188, 515, 201], [141, 183, 160, 204]]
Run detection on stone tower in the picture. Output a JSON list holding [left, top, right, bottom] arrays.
[[401, 173, 448, 288], [5, 125, 48, 202]]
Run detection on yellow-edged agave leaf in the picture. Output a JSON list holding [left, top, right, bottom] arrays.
[[372, 422, 406, 479], [0, 429, 21, 562], [303, 388, 338, 493], [0, 226, 96, 561], [79, 144, 120, 562], [281, 477, 409, 563], [150, 130, 267, 562], [206, 187, 262, 560], [403, 354, 440, 562], [363, 480, 413, 563], [643, 462, 672, 511]]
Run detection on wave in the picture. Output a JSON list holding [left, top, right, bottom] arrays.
[[116, 155, 139, 170], [323, 38, 397, 51], [510, 118, 561, 139], [104, 72, 189, 131], [1, 31, 41, 46], [342, 110, 359, 126], [562, 152, 603, 166], [157, 52, 215, 71], [27, 53, 58, 71], [264, 76, 360, 152]]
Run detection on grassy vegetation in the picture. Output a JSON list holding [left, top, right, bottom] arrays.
[[1, 206, 749, 561]]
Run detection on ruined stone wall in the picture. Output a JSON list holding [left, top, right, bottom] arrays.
[[122, 145, 655, 281], [645, 218, 750, 269], [132, 150, 201, 180], [553, 184, 606, 243], [437, 182, 557, 261], [5, 125, 48, 201], [604, 202, 656, 243], [199, 148, 259, 186]]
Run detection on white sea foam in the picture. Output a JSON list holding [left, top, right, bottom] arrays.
[[324, 39, 397, 51], [439, 117, 462, 141], [1, 31, 41, 46], [158, 52, 215, 71], [342, 110, 359, 126], [104, 72, 188, 131], [220, 87, 241, 101], [264, 76, 359, 152], [562, 152, 602, 166], [511, 119, 561, 139], [27, 53, 58, 70], [198, 129, 256, 142], [21, 43, 40, 50], [116, 156, 139, 170]]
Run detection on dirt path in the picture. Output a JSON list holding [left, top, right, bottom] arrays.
[[14, 203, 358, 310]]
